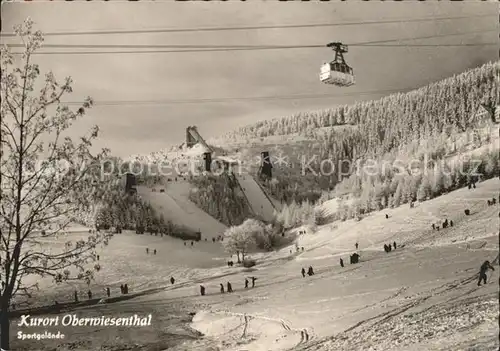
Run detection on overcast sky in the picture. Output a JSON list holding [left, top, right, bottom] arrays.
[[1, 2, 497, 157]]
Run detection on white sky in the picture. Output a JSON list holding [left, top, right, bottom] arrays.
[[1, 2, 497, 157]]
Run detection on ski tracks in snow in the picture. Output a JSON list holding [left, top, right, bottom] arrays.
[[207, 309, 315, 349]]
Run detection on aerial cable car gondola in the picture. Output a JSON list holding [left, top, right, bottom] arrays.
[[320, 42, 355, 87]]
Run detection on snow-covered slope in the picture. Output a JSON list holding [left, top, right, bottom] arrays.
[[183, 178, 499, 351], [14, 178, 499, 351]]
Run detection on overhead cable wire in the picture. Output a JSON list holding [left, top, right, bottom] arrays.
[[5, 29, 497, 55], [62, 86, 417, 106], [4, 28, 497, 50], [0, 13, 494, 37], [8, 42, 496, 55]]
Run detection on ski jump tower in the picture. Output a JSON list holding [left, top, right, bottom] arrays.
[[186, 126, 213, 172], [258, 151, 272, 179]]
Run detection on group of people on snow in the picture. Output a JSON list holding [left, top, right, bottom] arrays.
[[199, 277, 258, 296]]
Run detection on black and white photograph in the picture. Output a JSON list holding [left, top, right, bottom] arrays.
[[0, 1, 499, 351]]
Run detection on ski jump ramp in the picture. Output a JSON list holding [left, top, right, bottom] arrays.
[[186, 126, 212, 153], [136, 182, 227, 240], [234, 174, 278, 223]]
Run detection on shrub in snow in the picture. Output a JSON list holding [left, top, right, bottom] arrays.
[[242, 259, 256, 268], [223, 218, 295, 261], [314, 207, 332, 225]]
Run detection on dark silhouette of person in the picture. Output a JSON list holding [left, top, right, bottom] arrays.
[[87, 290, 92, 300], [97, 255, 100, 261], [355, 242, 359, 250], [393, 241, 397, 250], [191, 241, 194, 246], [106, 287, 110, 297], [340, 258, 344, 268], [385, 214, 389, 219], [184, 242, 187, 246], [120, 284, 124, 294], [432, 223, 435, 230], [245, 279, 249, 288], [307, 266, 314, 276], [170, 277, 175, 285], [212, 237, 216, 243], [154, 249, 157, 255], [200, 285, 206, 296], [220, 283, 225, 293], [124, 284, 129, 294], [301, 247, 304, 252], [301, 268, 306, 277], [478, 260, 495, 286], [74, 290, 78, 302], [450, 220, 453, 227], [227, 282, 233, 293], [384, 244, 388, 253], [251, 277, 257, 287], [146, 248, 149, 254]]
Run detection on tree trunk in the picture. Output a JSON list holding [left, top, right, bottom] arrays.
[[236, 251, 241, 263], [0, 303, 10, 351]]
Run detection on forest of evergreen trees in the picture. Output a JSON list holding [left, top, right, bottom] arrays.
[[260, 174, 325, 205], [269, 141, 498, 227], [333, 148, 498, 221], [224, 62, 498, 155]]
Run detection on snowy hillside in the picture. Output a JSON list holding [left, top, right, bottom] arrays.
[[184, 178, 499, 351]]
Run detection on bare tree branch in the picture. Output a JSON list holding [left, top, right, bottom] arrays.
[[1, 19, 112, 350]]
